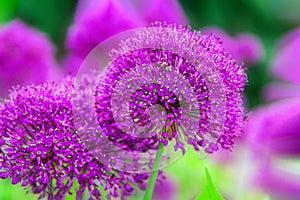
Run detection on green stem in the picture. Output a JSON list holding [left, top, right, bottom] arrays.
[[49, 178, 53, 197], [143, 142, 165, 200]]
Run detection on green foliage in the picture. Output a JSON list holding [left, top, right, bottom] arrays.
[[0, 0, 18, 22], [195, 169, 224, 200], [16, 0, 76, 57]]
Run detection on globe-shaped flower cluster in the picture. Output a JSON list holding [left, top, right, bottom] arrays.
[[94, 22, 246, 156], [0, 78, 150, 200]]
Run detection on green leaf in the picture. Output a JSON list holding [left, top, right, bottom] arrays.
[[195, 168, 224, 200]]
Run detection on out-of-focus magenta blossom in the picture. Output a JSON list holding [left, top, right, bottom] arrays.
[[246, 98, 300, 199], [263, 27, 300, 100], [276, 27, 300, 51], [202, 26, 264, 65], [262, 82, 300, 101], [65, 0, 144, 73], [247, 98, 300, 157], [0, 20, 60, 97], [65, 0, 188, 74], [270, 28, 300, 84], [132, 0, 188, 25], [257, 167, 300, 200], [63, 54, 84, 76], [68, 0, 144, 54], [153, 176, 177, 200]]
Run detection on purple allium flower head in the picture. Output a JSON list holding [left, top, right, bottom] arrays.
[[65, 0, 144, 73], [132, 0, 188, 25], [94, 22, 247, 155], [0, 20, 60, 97], [0, 79, 76, 199], [0, 77, 151, 199], [202, 26, 264, 65]]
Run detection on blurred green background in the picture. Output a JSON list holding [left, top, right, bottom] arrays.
[[0, 0, 300, 199]]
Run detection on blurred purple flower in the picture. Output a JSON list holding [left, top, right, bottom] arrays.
[[263, 27, 300, 100], [65, 0, 144, 73], [63, 54, 84, 75], [153, 176, 177, 200], [202, 26, 264, 65], [246, 98, 300, 199], [247, 98, 300, 157], [262, 82, 300, 101], [257, 167, 300, 200], [65, 0, 188, 74], [132, 0, 188, 25], [0, 77, 150, 200], [0, 20, 60, 97], [270, 28, 300, 84], [95, 22, 246, 154]]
